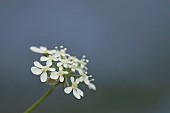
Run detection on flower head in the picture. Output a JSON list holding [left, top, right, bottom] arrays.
[[30, 45, 96, 99]]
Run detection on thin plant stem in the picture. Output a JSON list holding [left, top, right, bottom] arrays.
[[64, 76, 69, 86], [24, 83, 60, 113]]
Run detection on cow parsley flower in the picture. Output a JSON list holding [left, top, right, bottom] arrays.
[[55, 46, 69, 58], [57, 57, 71, 68], [69, 63, 79, 72], [64, 77, 84, 99], [79, 73, 90, 85], [50, 66, 68, 82], [30, 45, 96, 99], [40, 54, 59, 65], [31, 61, 55, 82]]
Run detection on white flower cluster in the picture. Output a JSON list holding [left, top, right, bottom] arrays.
[[30, 46, 96, 99]]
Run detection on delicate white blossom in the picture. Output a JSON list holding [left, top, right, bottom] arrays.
[[55, 46, 69, 58], [40, 55, 59, 65], [64, 77, 84, 99], [31, 61, 55, 82], [50, 66, 68, 82], [69, 63, 79, 72], [68, 56, 79, 63], [79, 73, 90, 85], [79, 59, 87, 69], [57, 58, 71, 68]]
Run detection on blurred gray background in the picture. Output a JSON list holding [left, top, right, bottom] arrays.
[[0, 0, 170, 113]]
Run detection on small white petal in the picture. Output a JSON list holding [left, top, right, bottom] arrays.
[[46, 60, 52, 66], [63, 63, 67, 68], [64, 71, 68, 74], [70, 77, 74, 83], [51, 71, 56, 74], [50, 73, 59, 79], [73, 89, 81, 99], [40, 56, 48, 61], [71, 68, 75, 72], [75, 79, 79, 84], [49, 50, 57, 54], [59, 76, 64, 82], [57, 62, 62, 67], [64, 87, 72, 94], [78, 77, 84, 82], [77, 88, 84, 97], [40, 46, 47, 51], [53, 58, 58, 61], [81, 65, 85, 68], [30, 46, 43, 53], [40, 72, 48, 82], [49, 68, 55, 71], [34, 61, 42, 68], [59, 66, 63, 71], [58, 58, 63, 61], [31, 67, 42, 75], [88, 83, 96, 90], [55, 52, 60, 57], [84, 78, 90, 85], [77, 69, 83, 75]]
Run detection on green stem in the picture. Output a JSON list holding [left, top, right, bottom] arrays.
[[64, 76, 69, 86], [52, 61, 58, 70], [24, 83, 60, 113]]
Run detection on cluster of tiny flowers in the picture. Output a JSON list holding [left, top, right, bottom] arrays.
[[30, 45, 96, 99]]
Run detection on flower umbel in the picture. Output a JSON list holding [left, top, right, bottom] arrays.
[[30, 45, 96, 99]]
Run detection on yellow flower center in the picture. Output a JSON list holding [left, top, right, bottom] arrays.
[[42, 66, 49, 72], [72, 82, 77, 89]]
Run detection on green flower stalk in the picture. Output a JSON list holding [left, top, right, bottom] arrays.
[[24, 83, 60, 113]]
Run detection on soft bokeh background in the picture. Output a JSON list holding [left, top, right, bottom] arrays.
[[0, 0, 170, 113]]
